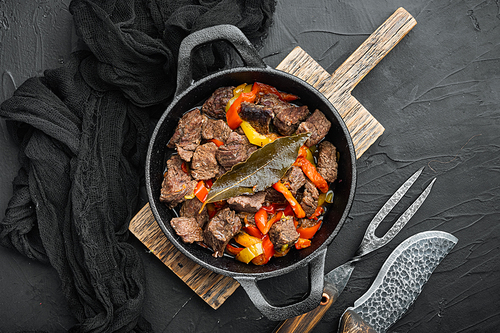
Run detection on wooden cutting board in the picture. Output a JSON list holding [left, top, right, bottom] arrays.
[[129, 7, 416, 310]]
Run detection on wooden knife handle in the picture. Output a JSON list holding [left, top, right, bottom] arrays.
[[273, 282, 338, 333], [339, 309, 377, 333]]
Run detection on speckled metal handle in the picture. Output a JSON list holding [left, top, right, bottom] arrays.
[[235, 249, 327, 322], [175, 24, 267, 97]]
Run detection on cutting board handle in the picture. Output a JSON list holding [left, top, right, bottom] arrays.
[[330, 7, 416, 96]]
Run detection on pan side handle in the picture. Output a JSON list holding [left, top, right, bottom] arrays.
[[175, 24, 267, 97], [234, 249, 327, 322]]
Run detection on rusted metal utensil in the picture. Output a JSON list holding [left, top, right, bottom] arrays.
[[273, 167, 435, 332]]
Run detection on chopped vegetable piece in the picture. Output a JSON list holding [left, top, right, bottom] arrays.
[[317, 192, 326, 207], [243, 226, 263, 239], [194, 180, 209, 202], [234, 232, 262, 247], [206, 203, 217, 219], [256, 207, 284, 235], [253, 82, 299, 102], [297, 145, 316, 166], [295, 238, 311, 249], [325, 190, 334, 203], [208, 138, 224, 147], [225, 83, 251, 112], [254, 207, 268, 232], [274, 243, 290, 257], [261, 203, 288, 214], [297, 221, 322, 239], [240, 121, 274, 147], [294, 157, 329, 193], [252, 235, 275, 265], [226, 243, 243, 255], [283, 204, 294, 217], [181, 161, 190, 174], [305, 147, 315, 166], [272, 181, 306, 218], [309, 206, 325, 220], [226, 84, 259, 130], [235, 242, 264, 264]]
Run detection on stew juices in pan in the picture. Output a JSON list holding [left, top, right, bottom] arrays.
[[159, 82, 339, 265]]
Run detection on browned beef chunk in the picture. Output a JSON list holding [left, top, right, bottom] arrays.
[[300, 179, 319, 217], [295, 110, 331, 147], [297, 218, 321, 229], [239, 102, 274, 134], [190, 142, 219, 180], [282, 166, 306, 196], [269, 216, 299, 250], [170, 217, 204, 243], [167, 108, 205, 162], [264, 187, 286, 204], [216, 132, 257, 169], [201, 117, 232, 143], [227, 191, 267, 213], [204, 208, 242, 257], [201, 86, 234, 119], [180, 198, 209, 228], [160, 155, 197, 208], [215, 164, 227, 179], [237, 212, 256, 227], [316, 141, 338, 183], [258, 94, 309, 136]]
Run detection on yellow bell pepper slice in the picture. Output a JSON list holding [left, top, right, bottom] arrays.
[[240, 121, 274, 147], [225, 83, 253, 112], [235, 242, 264, 264], [233, 231, 262, 248]]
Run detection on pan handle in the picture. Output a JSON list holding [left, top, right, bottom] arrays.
[[175, 24, 267, 97], [234, 248, 327, 322]]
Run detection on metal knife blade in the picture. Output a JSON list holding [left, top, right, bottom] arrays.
[[339, 230, 458, 333]]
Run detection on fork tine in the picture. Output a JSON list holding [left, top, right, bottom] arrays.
[[366, 166, 424, 231], [357, 178, 436, 256], [355, 167, 432, 257]]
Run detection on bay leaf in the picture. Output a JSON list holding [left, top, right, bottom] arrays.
[[205, 132, 311, 204]]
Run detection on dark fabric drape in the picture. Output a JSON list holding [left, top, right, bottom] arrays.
[[0, 0, 276, 331]]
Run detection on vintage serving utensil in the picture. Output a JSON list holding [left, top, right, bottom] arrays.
[[274, 167, 435, 332], [338, 230, 458, 333]]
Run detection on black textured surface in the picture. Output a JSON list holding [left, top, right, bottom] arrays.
[[1, 1, 499, 332]]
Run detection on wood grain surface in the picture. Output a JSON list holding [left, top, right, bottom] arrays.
[[128, 7, 415, 310]]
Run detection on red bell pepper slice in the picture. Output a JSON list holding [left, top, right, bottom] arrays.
[[226, 243, 243, 255], [297, 221, 322, 239], [253, 82, 299, 102], [226, 84, 259, 129], [295, 238, 311, 250], [255, 207, 284, 235], [194, 180, 209, 202], [181, 161, 189, 174], [283, 204, 294, 217], [208, 138, 224, 147], [251, 235, 275, 265], [308, 206, 324, 220], [272, 181, 306, 218], [254, 208, 268, 234], [261, 204, 276, 214], [294, 157, 329, 193], [243, 226, 263, 239]]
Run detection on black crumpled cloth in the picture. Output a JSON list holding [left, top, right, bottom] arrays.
[[0, 0, 276, 332]]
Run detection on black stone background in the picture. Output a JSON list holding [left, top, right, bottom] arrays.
[[1, 0, 499, 332]]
